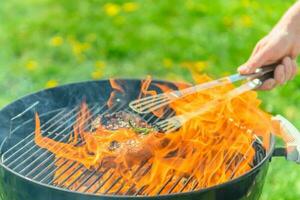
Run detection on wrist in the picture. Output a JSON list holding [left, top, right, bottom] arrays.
[[280, 1, 300, 35]]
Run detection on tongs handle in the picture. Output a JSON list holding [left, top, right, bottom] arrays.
[[244, 63, 278, 81], [227, 63, 277, 84], [253, 63, 278, 82]]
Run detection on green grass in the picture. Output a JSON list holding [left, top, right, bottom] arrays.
[[0, 0, 300, 199]]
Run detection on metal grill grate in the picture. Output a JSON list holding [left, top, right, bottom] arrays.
[[0, 103, 266, 196]]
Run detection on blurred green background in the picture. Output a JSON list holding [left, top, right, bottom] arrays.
[[0, 0, 299, 199]]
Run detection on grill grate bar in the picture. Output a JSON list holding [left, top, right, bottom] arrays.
[[178, 129, 249, 192], [225, 148, 245, 173], [68, 165, 101, 190], [110, 109, 174, 196], [157, 175, 173, 195], [51, 162, 80, 184], [75, 106, 170, 195], [191, 181, 199, 191], [73, 165, 102, 191], [26, 104, 106, 178], [93, 171, 114, 193], [41, 104, 125, 191], [57, 164, 84, 187], [49, 161, 78, 185], [229, 140, 256, 179], [104, 176, 122, 194], [84, 108, 138, 194], [168, 176, 183, 194], [114, 182, 125, 195], [40, 104, 121, 184], [82, 168, 111, 193], [104, 159, 150, 195], [2, 108, 70, 162], [225, 138, 257, 174], [39, 159, 69, 183], [135, 185, 148, 196], [114, 161, 149, 195], [33, 105, 113, 181], [132, 164, 152, 196], [124, 164, 152, 195], [15, 105, 99, 174], [104, 109, 171, 195], [58, 105, 129, 190], [5, 106, 80, 169]]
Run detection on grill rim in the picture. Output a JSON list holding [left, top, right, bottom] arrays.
[[0, 79, 275, 198]]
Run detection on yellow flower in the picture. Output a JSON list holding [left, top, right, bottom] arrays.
[[163, 58, 173, 68], [25, 60, 38, 71], [241, 15, 253, 28], [95, 60, 106, 69], [91, 70, 103, 79], [92, 61, 106, 79], [67, 36, 91, 59], [72, 42, 91, 56], [45, 80, 59, 88], [49, 36, 64, 47], [122, 2, 139, 12], [104, 3, 120, 17]]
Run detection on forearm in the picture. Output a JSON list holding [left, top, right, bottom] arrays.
[[239, 1, 299, 89], [278, 1, 300, 34]]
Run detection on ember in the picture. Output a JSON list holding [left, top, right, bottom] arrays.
[[34, 75, 274, 195]]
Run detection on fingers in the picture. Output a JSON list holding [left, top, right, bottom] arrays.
[[257, 56, 298, 90], [251, 37, 269, 58], [274, 64, 285, 85], [238, 45, 272, 74], [291, 59, 298, 80], [258, 78, 277, 90], [274, 57, 297, 84], [251, 40, 264, 57], [282, 57, 293, 81]]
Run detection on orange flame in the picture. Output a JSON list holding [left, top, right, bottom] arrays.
[[34, 75, 274, 195], [107, 79, 125, 108]]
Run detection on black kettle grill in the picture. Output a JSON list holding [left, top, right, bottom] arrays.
[[0, 79, 295, 200]]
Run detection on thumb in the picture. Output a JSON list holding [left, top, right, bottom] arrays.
[[238, 46, 271, 74]]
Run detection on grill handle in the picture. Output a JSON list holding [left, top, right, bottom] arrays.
[[272, 147, 287, 157], [271, 115, 300, 164]]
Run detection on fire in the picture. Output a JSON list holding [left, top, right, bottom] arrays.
[[34, 75, 274, 195], [107, 79, 125, 108]]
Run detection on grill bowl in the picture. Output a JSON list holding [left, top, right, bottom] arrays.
[[0, 79, 275, 200]]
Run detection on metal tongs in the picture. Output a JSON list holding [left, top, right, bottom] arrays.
[[130, 64, 277, 133], [130, 64, 277, 114]]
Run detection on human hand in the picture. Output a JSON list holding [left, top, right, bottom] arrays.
[[238, 4, 300, 90]]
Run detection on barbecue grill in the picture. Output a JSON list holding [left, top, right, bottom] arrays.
[[0, 79, 293, 200]]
